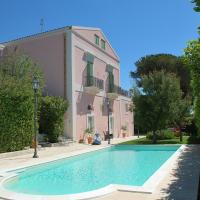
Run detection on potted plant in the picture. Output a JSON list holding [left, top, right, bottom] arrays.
[[121, 125, 127, 138], [84, 128, 93, 144], [79, 135, 84, 143]]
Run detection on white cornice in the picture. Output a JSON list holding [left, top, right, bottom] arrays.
[[71, 26, 101, 31]]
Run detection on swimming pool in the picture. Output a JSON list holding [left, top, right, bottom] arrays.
[[1, 145, 181, 198]]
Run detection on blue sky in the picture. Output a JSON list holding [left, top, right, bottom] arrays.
[[0, 0, 199, 89]]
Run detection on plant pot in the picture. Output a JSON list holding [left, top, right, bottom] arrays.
[[122, 133, 126, 138], [79, 139, 84, 143], [87, 137, 93, 144]]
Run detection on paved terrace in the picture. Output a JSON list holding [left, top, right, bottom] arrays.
[[0, 136, 139, 172], [0, 137, 200, 200]]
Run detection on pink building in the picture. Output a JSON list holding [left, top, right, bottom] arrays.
[[1, 26, 134, 141]]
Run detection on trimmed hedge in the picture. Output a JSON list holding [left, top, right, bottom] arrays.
[[0, 93, 35, 152], [39, 96, 68, 143], [146, 129, 175, 140]]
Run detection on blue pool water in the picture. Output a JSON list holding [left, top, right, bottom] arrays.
[[4, 145, 180, 195]]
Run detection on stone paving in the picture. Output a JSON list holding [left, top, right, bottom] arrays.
[[0, 136, 138, 172], [96, 145, 200, 200]]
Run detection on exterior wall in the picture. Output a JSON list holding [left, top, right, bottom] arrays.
[[120, 98, 134, 136], [5, 33, 66, 97], [2, 26, 134, 141], [73, 28, 119, 61], [72, 28, 134, 141]]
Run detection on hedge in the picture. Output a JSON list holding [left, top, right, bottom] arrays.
[[146, 129, 175, 140], [0, 93, 34, 152], [0, 53, 43, 153], [39, 96, 68, 143]]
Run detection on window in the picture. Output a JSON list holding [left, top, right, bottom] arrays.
[[87, 114, 94, 131], [86, 61, 93, 86], [101, 39, 106, 50], [108, 71, 114, 91], [87, 61, 93, 77], [125, 104, 129, 112], [109, 116, 114, 134], [94, 34, 99, 45]]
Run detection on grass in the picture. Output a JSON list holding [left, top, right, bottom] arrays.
[[120, 136, 200, 145]]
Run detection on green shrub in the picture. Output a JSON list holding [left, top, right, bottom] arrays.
[[0, 94, 34, 152], [0, 53, 43, 153], [146, 129, 175, 140], [39, 96, 68, 143]]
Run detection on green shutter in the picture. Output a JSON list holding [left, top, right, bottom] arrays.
[[87, 62, 93, 86], [101, 40, 105, 50], [108, 72, 114, 92], [95, 35, 99, 45]]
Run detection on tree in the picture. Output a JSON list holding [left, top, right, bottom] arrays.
[[184, 40, 200, 137], [192, 0, 200, 12], [174, 97, 192, 142], [0, 53, 44, 152], [131, 54, 191, 97], [39, 96, 68, 143], [133, 71, 183, 143]]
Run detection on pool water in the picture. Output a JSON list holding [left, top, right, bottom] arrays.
[[4, 145, 180, 195]]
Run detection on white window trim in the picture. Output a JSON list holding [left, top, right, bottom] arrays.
[[86, 113, 95, 131]]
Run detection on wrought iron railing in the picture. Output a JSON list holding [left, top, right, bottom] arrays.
[[84, 76, 104, 90], [108, 83, 131, 97]]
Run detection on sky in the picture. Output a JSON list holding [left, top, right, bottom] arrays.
[[0, 0, 200, 90]]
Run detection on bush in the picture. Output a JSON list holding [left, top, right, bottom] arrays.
[[0, 54, 43, 153], [39, 96, 68, 143], [0, 94, 34, 152], [146, 129, 175, 140]]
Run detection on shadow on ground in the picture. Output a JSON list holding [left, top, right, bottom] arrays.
[[158, 145, 200, 200]]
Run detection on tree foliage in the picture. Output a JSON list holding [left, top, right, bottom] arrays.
[[39, 96, 68, 143], [184, 40, 200, 137], [192, 0, 200, 12], [133, 71, 184, 143], [131, 54, 191, 97], [0, 53, 44, 152]]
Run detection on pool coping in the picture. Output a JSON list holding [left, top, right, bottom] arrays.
[[0, 144, 185, 200]]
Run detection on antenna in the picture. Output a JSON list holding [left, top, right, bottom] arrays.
[[40, 18, 44, 32]]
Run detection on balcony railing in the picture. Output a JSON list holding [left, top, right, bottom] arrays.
[[84, 76, 104, 90], [108, 84, 130, 97]]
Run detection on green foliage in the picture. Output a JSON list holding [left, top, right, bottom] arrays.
[[120, 136, 200, 145], [0, 53, 43, 153], [131, 54, 191, 97], [133, 71, 183, 143], [84, 128, 94, 135], [146, 130, 175, 140], [192, 0, 200, 12], [39, 96, 68, 143], [184, 40, 200, 136], [121, 125, 127, 131]]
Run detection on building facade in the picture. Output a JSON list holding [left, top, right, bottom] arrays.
[[1, 26, 134, 141]]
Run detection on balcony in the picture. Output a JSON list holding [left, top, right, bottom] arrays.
[[84, 76, 104, 95], [107, 84, 130, 99]]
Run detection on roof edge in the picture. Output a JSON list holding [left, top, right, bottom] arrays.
[[71, 26, 101, 31], [1, 26, 71, 45]]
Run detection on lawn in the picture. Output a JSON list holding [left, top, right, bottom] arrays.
[[120, 136, 200, 145]]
